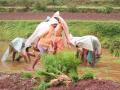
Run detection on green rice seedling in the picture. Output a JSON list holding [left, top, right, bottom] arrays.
[[39, 51, 80, 82], [35, 80, 50, 90], [68, 69, 79, 82], [109, 40, 120, 57], [80, 72, 95, 80], [41, 51, 80, 74]]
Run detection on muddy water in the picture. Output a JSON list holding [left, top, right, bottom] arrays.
[[77, 49, 120, 82], [1, 42, 120, 82], [0, 41, 26, 72]]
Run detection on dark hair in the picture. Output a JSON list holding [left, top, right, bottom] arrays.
[[54, 17, 59, 22], [76, 45, 79, 48]]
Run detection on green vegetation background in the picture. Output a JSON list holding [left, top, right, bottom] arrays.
[[0, 0, 120, 13], [0, 20, 120, 48]]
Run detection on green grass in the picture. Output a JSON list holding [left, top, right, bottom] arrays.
[[0, 20, 39, 41], [0, 20, 120, 41]]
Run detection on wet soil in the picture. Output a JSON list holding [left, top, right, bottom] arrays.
[[0, 73, 36, 90], [77, 49, 120, 82], [0, 42, 120, 90], [47, 79, 120, 90], [0, 12, 120, 20]]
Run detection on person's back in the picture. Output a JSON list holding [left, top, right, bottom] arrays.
[[10, 37, 26, 52], [1, 37, 26, 62]]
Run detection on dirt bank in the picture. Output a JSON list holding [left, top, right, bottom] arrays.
[[0, 73, 36, 90], [0, 12, 120, 20], [0, 72, 120, 90], [47, 79, 120, 90]]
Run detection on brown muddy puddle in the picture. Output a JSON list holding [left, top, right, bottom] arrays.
[[0, 42, 120, 82]]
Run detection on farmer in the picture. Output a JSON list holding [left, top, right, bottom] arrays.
[[25, 17, 60, 70], [1, 37, 28, 63], [69, 34, 101, 66], [1, 15, 51, 63], [52, 12, 71, 53], [25, 11, 71, 70]]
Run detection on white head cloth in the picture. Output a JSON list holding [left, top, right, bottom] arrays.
[[52, 11, 70, 42]]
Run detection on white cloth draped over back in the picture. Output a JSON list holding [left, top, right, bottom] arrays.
[[25, 11, 70, 47], [1, 37, 26, 62], [70, 35, 101, 55], [25, 17, 59, 47]]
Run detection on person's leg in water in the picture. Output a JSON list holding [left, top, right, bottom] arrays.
[[9, 44, 17, 62], [82, 48, 88, 66], [32, 50, 40, 70], [90, 51, 96, 67], [15, 55, 22, 62], [25, 47, 35, 62], [12, 51, 17, 62], [75, 46, 81, 58], [52, 41, 57, 55]]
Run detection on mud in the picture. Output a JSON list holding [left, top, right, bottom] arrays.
[[0, 73, 36, 90], [47, 79, 120, 90]]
